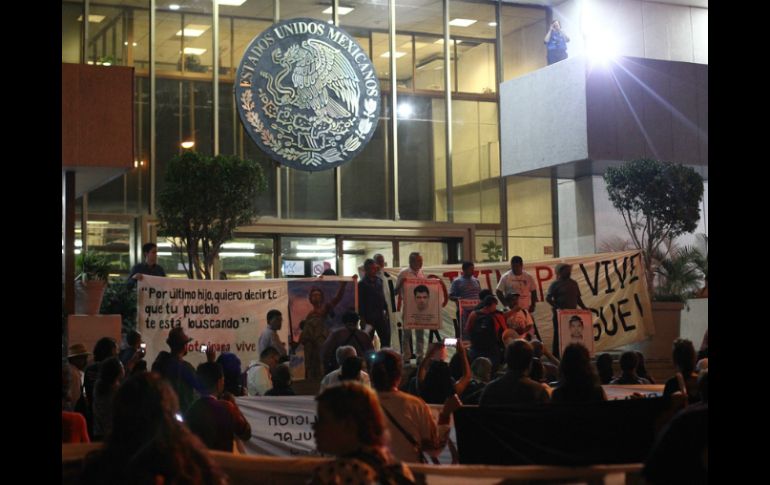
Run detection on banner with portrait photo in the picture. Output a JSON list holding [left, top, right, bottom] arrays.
[[457, 299, 480, 339], [558, 309, 595, 356], [286, 277, 357, 379], [402, 278, 442, 330], [384, 250, 654, 354]]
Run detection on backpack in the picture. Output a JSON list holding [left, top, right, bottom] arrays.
[[348, 449, 417, 485], [470, 310, 501, 353]]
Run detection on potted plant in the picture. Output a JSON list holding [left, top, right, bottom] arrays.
[[604, 159, 704, 363], [74, 251, 111, 314]]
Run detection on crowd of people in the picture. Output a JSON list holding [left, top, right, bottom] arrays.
[[63, 252, 707, 484]]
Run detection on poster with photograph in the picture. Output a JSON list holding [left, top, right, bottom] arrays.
[[286, 277, 357, 381], [557, 309, 595, 356], [402, 278, 441, 330], [457, 299, 480, 339]]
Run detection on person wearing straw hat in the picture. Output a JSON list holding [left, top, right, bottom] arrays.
[[66, 343, 91, 410]]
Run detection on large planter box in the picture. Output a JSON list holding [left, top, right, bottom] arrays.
[[622, 301, 684, 362]]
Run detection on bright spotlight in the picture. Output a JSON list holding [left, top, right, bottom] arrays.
[[585, 33, 618, 66], [397, 103, 413, 118]]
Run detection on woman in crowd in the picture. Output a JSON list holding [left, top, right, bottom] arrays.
[[418, 342, 470, 404], [635, 351, 655, 384], [311, 383, 414, 484], [62, 362, 89, 443], [595, 353, 615, 385], [552, 343, 607, 403], [91, 356, 124, 440], [80, 372, 227, 485]]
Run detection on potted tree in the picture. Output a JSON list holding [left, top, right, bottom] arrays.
[[604, 159, 704, 363], [75, 250, 111, 314], [158, 151, 267, 279]]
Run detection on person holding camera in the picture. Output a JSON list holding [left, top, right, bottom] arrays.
[[544, 19, 570, 65]]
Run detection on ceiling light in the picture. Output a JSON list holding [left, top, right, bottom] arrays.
[[176, 24, 211, 37], [77, 15, 106, 23], [397, 103, 413, 118], [322, 6, 354, 15], [296, 252, 336, 258], [296, 244, 336, 250], [222, 242, 256, 249], [488, 22, 498, 27], [181, 141, 195, 149], [169, 4, 181, 10], [218, 0, 247, 6], [220, 252, 257, 258], [380, 51, 406, 59], [434, 39, 462, 45], [184, 47, 207, 55], [449, 18, 477, 27]]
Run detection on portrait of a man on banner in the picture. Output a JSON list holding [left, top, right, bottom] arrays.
[[402, 279, 441, 330], [557, 309, 595, 356], [457, 299, 480, 339]]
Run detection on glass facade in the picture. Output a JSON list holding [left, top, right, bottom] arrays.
[[63, 0, 553, 274]]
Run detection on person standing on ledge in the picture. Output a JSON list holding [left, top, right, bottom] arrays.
[[127, 242, 166, 288], [544, 19, 570, 65]]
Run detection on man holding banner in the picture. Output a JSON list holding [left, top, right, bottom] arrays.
[[546, 263, 588, 358], [395, 252, 426, 360]]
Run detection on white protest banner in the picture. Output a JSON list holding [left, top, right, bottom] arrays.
[[236, 395, 457, 463], [602, 385, 664, 400], [137, 275, 289, 367], [384, 251, 653, 353], [237, 396, 322, 457], [402, 279, 442, 330]]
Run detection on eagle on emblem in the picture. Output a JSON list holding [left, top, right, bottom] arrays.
[[268, 39, 360, 120]]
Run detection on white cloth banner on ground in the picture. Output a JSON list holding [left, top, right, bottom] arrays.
[[236, 395, 456, 463], [602, 385, 664, 400], [383, 250, 654, 353], [137, 275, 289, 368]]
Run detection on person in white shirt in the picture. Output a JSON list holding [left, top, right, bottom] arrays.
[[258, 309, 288, 359], [496, 255, 541, 340], [319, 345, 371, 392], [371, 349, 460, 463], [245, 347, 280, 396]]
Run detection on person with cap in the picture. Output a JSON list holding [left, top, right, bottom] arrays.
[[545, 263, 588, 358], [127, 242, 166, 289], [66, 343, 91, 412], [502, 292, 535, 340], [151, 326, 202, 416]]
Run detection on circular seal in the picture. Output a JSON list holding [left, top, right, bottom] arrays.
[[235, 18, 381, 172]]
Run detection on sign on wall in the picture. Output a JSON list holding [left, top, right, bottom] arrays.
[[236, 18, 381, 171]]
